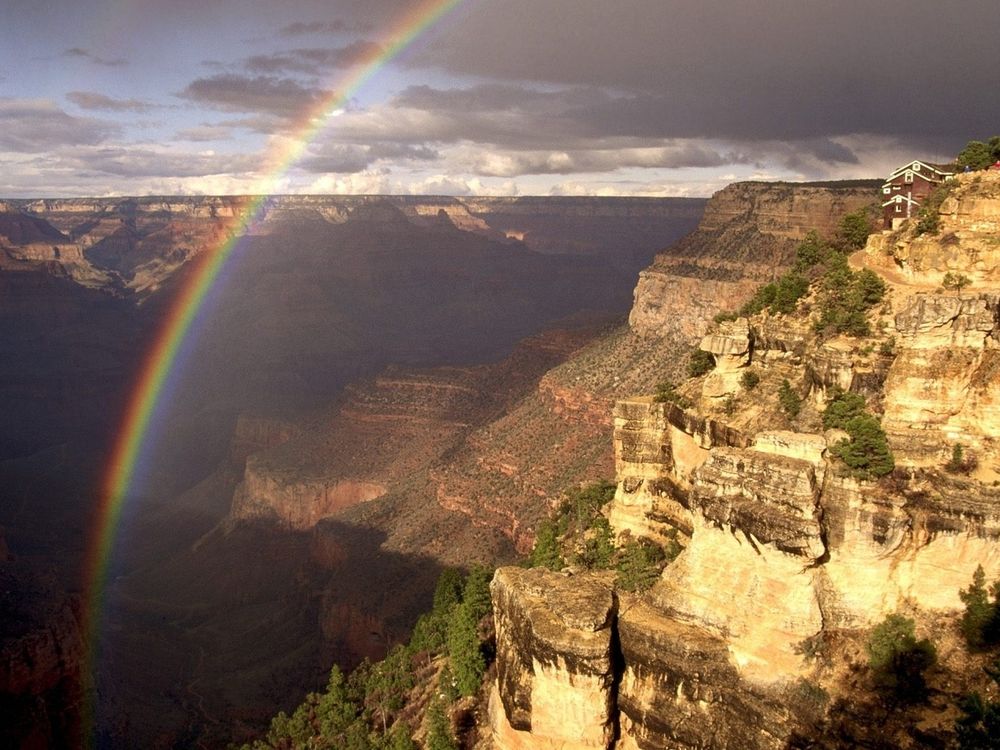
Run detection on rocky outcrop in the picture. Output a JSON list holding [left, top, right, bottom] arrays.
[[490, 568, 618, 749], [630, 181, 879, 339], [700, 319, 752, 398], [882, 292, 1000, 464]]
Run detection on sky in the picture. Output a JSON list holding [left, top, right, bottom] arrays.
[[0, 0, 996, 198]]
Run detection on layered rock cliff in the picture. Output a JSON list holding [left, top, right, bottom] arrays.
[[630, 181, 879, 339], [2, 195, 703, 296], [487, 172, 1000, 749]]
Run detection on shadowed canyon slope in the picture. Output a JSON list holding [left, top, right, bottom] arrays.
[[0, 194, 701, 747]]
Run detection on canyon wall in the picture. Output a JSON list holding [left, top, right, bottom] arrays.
[[488, 172, 1000, 749], [629, 181, 879, 339]]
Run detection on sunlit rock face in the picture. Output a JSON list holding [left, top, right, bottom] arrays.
[[490, 567, 618, 750], [630, 181, 880, 340], [492, 172, 1000, 750]]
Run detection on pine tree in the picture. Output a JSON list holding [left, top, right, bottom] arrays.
[[867, 614, 936, 702], [384, 723, 417, 750], [447, 601, 485, 697], [961, 566, 998, 650], [425, 700, 458, 750], [529, 518, 564, 570]]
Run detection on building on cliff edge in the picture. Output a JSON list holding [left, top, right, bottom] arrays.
[[881, 159, 954, 229]]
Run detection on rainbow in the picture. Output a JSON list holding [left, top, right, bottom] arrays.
[[81, 0, 466, 739]]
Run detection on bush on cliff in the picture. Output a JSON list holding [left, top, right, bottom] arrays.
[[957, 136, 1000, 171], [822, 388, 867, 430], [914, 180, 957, 236], [778, 379, 801, 418], [955, 658, 1000, 749], [960, 565, 1000, 650], [943, 272, 972, 293], [529, 518, 565, 571], [838, 209, 873, 250], [425, 700, 458, 750], [813, 254, 886, 337], [243, 565, 493, 749], [867, 613, 936, 702], [653, 381, 692, 409], [615, 536, 669, 592], [829, 414, 895, 479], [688, 348, 716, 378], [740, 369, 760, 390]]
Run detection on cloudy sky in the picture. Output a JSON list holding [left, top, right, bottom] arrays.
[[0, 0, 996, 197]]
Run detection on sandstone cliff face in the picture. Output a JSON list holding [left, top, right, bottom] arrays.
[[630, 181, 879, 339], [490, 568, 618, 750], [489, 173, 1000, 750]]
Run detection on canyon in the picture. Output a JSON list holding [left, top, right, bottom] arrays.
[[10, 171, 992, 748], [0, 193, 701, 747]]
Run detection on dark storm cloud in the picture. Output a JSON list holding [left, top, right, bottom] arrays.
[[244, 41, 383, 75], [407, 0, 1000, 146], [343, 83, 857, 166], [178, 74, 330, 118], [67, 91, 157, 113], [0, 98, 119, 152], [62, 47, 127, 67]]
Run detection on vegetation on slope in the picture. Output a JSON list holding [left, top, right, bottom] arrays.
[[238, 566, 493, 750], [527, 480, 680, 591], [823, 388, 894, 479], [714, 210, 884, 336]]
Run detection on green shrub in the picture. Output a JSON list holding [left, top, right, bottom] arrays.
[[955, 658, 1000, 749], [866, 614, 936, 702], [915, 181, 956, 236], [943, 271, 972, 292], [723, 394, 738, 415], [778, 380, 801, 418], [739, 283, 777, 317], [615, 537, 668, 592], [829, 414, 895, 479], [578, 516, 615, 569], [822, 388, 867, 430], [838, 209, 873, 250], [687, 348, 716, 378], [713, 310, 738, 324], [794, 230, 831, 271], [528, 518, 564, 571], [425, 700, 458, 750], [653, 381, 692, 409], [740, 369, 760, 390], [957, 136, 1000, 170], [813, 258, 885, 337], [446, 602, 485, 697], [960, 565, 1000, 650], [739, 272, 809, 318], [947, 443, 967, 473]]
